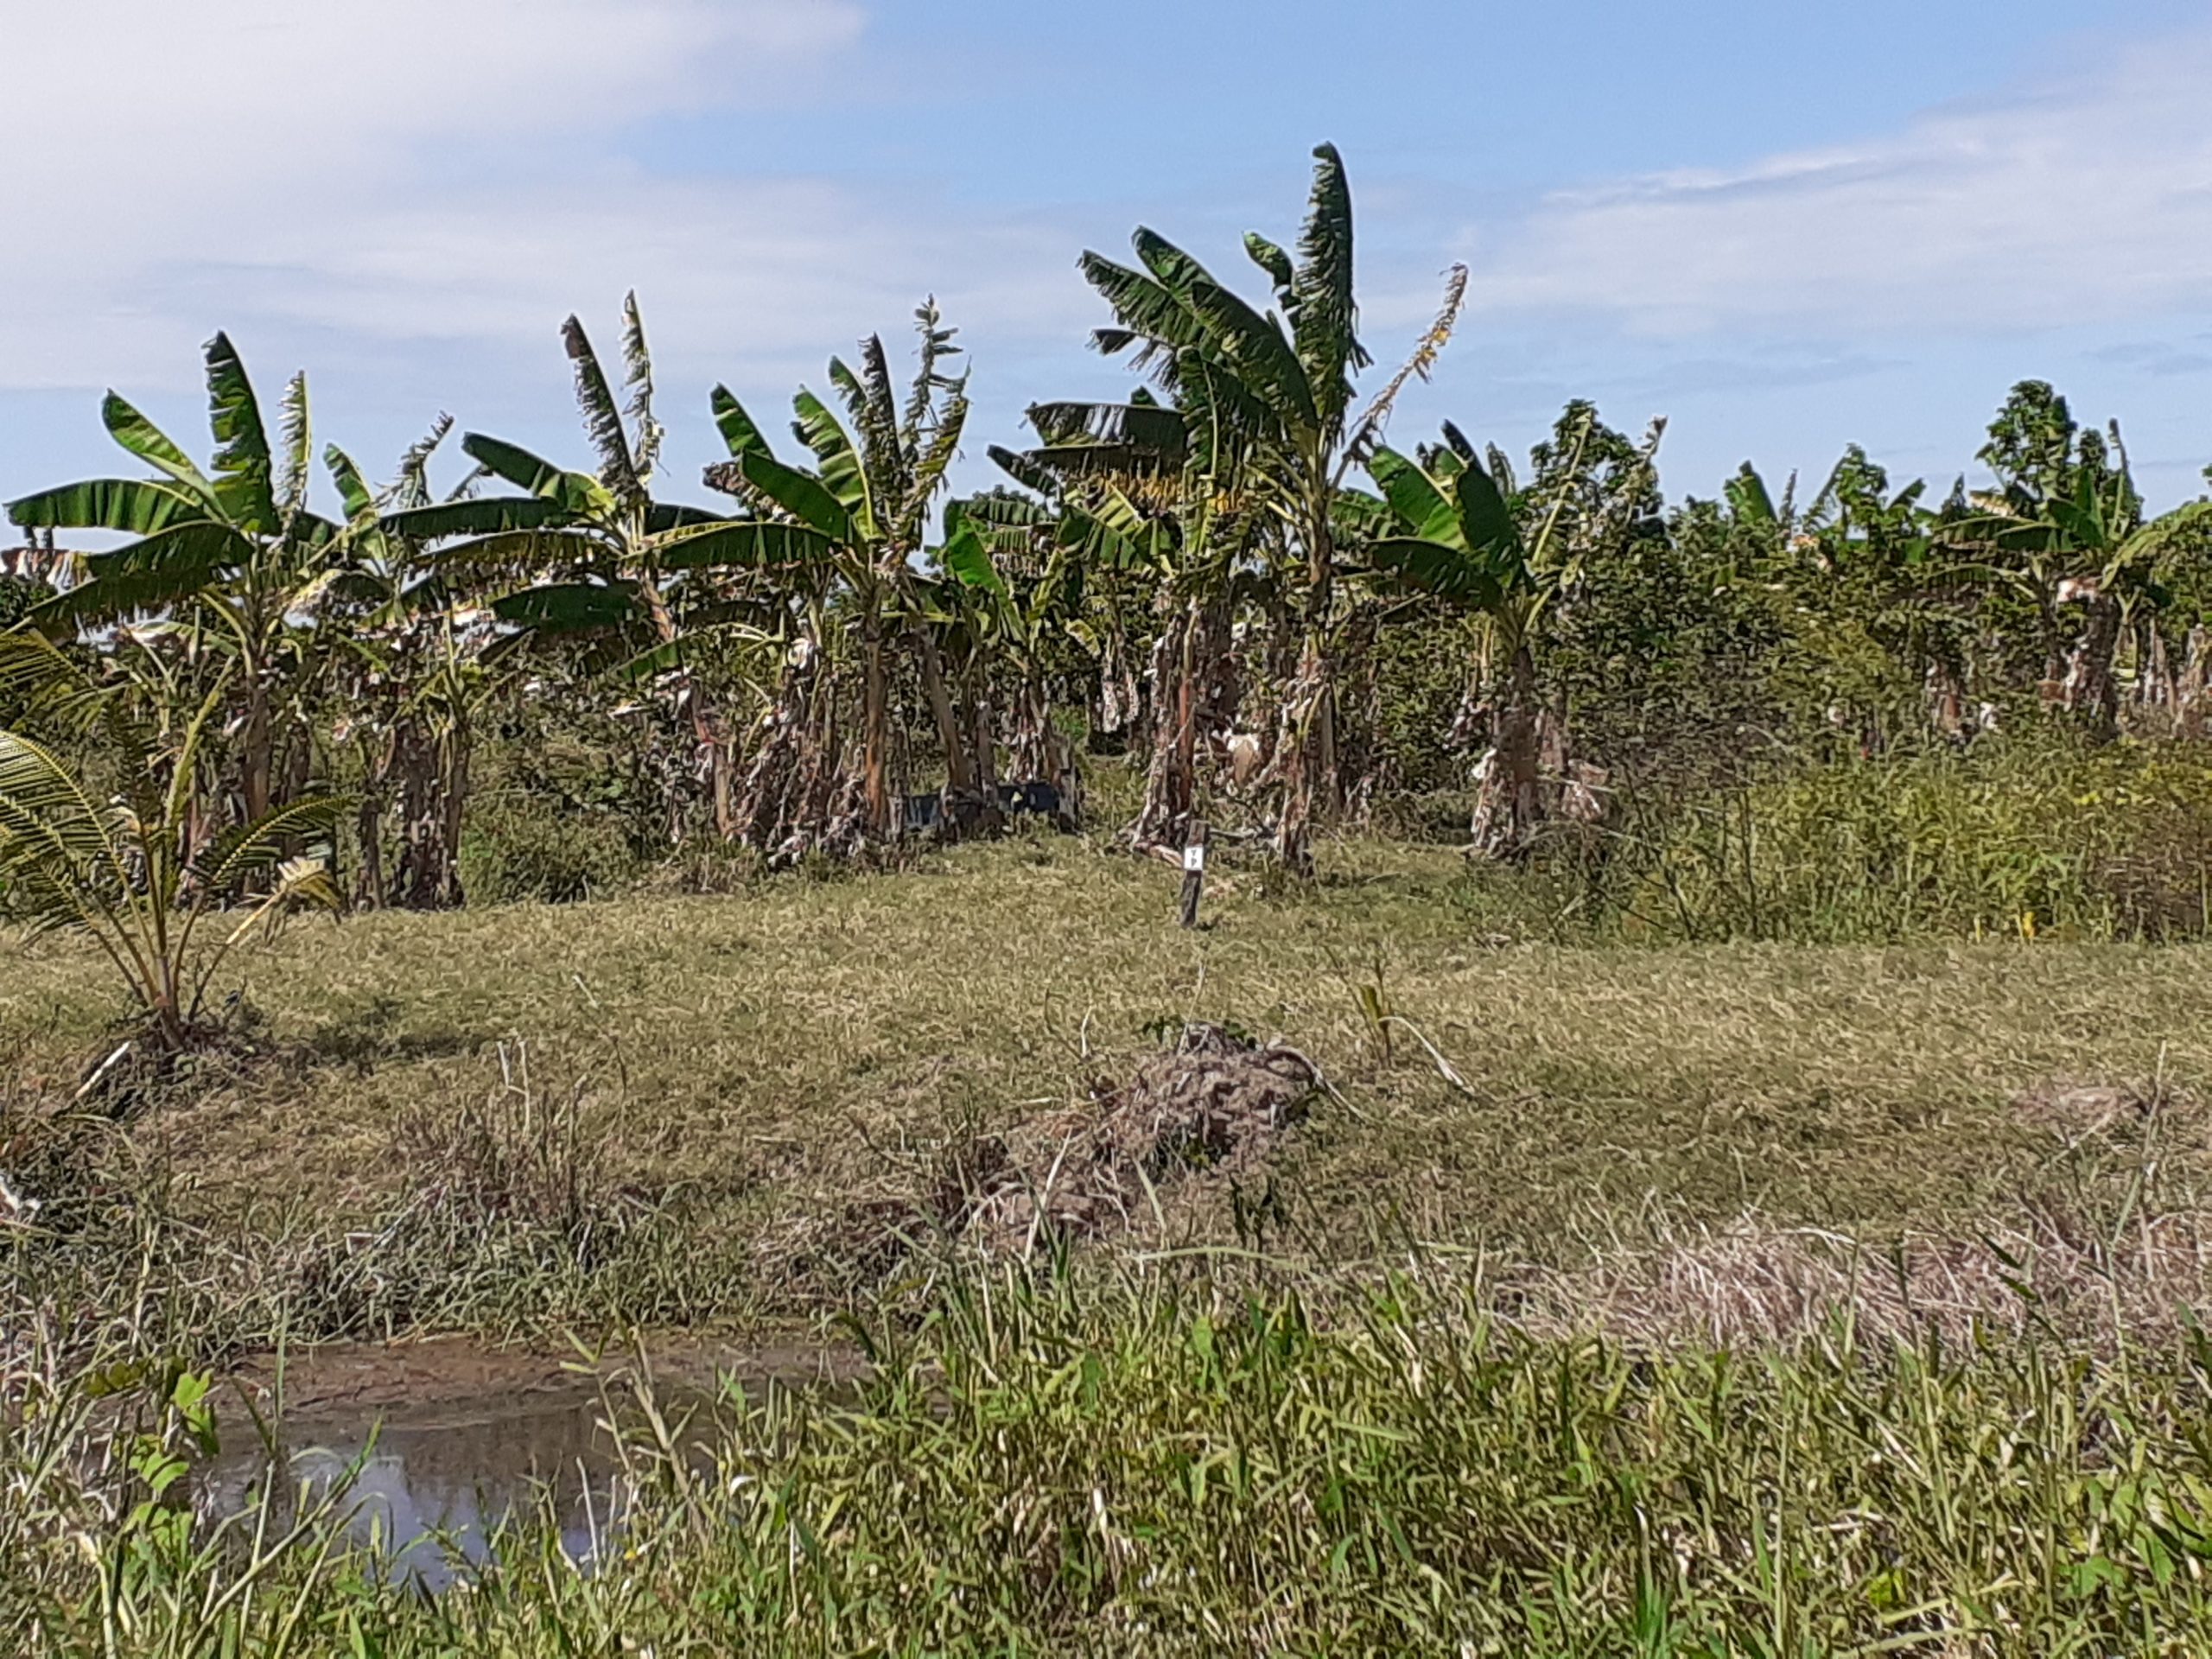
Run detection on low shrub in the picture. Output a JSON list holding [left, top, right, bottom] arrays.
[[458, 788, 643, 905], [1442, 734, 2212, 944]]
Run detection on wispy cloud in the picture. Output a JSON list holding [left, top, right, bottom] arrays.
[[0, 0, 1103, 394], [1456, 29, 2212, 335]]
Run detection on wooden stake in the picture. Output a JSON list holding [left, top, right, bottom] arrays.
[[1178, 819, 1208, 929]]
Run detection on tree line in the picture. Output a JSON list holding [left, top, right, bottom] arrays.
[[5, 142, 2211, 934]]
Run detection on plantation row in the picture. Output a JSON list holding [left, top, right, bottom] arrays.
[[4, 145, 2212, 1030]]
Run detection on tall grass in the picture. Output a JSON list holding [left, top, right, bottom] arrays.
[[1448, 736, 2212, 944], [9, 1262, 2212, 1655]]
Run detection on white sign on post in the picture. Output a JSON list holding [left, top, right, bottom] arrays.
[[1182, 845, 1205, 873]]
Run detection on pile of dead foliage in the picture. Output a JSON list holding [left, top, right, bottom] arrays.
[[775, 1023, 1321, 1289]]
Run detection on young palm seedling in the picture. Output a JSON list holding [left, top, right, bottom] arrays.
[[0, 632, 342, 1055]]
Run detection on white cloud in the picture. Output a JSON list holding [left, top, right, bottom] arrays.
[[0, 0, 1093, 392], [1458, 29, 2212, 335]]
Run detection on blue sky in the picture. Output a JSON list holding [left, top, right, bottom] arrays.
[[6, 0, 2211, 520]]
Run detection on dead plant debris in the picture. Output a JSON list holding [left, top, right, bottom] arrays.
[[790, 1023, 1320, 1279]]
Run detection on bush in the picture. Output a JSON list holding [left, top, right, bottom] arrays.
[[1450, 735, 2212, 945], [458, 789, 643, 905]]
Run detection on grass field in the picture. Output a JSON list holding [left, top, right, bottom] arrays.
[[12, 833, 2212, 1652], [8, 830, 2210, 1344]]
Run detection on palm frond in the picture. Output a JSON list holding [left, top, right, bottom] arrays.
[[1290, 141, 1370, 434], [620, 292, 664, 486], [562, 315, 640, 505], [187, 794, 343, 897], [0, 728, 130, 890], [214, 855, 346, 960]]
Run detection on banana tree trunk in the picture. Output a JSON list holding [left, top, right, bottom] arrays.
[[861, 613, 891, 839], [355, 740, 387, 910], [241, 658, 272, 825], [2068, 591, 2123, 743], [1272, 639, 1330, 880], [1471, 642, 1543, 859], [1134, 601, 1204, 847], [397, 717, 470, 909], [912, 625, 975, 796]]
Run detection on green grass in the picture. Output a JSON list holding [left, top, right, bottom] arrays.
[[14, 1264, 2212, 1656], [9, 830, 2212, 1349], [11, 830, 2212, 1652]]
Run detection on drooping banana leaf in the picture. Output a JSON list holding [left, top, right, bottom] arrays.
[[100, 393, 216, 505], [620, 291, 663, 486], [1726, 465, 1778, 528], [1077, 253, 1205, 384], [792, 387, 878, 541], [276, 371, 312, 517], [1244, 232, 1296, 305], [1367, 537, 1503, 611], [424, 528, 600, 578], [734, 450, 856, 546], [1027, 402, 1186, 458], [6, 478, 206, 537], [492, 581, 646, 632], [323, 445, 380, 526], [460, 434, 605, 517], [381, 495, 569, 544], [32, 522, 258, 626], [904, 378, 969, 537], [938, 524, 1009, 599], [1135, 228, 1317, 436], [645, 502, 727, 534], [836, 341, 905, 513], [1367, 448, 1459, 544], [653, 521, 839, 570], [1288, 142, 1369, 430], [1452, 459, 1520, 556], [563, 315, 640, 504], [710, 386, 772, 461]]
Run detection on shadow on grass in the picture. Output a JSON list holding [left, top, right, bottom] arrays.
[[300, 994, 488, 1072]]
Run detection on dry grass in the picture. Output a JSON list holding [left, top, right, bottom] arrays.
[[9, 832, 2212, 1314]]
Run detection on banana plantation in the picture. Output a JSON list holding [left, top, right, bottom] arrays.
[[5, 144, 2212, 977], [16, 134, 2212, 1654]]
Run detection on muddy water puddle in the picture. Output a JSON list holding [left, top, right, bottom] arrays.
[[200, 1336, 863, 1589]]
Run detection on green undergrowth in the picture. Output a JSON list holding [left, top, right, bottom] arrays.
[[1443, 736, 2212, 945], [13, 1265, 2212, 1655], [8, 826, 2212, 1352]]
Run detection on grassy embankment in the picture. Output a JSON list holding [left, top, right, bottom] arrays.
[[6, 829, 2210, 1349], [10, 831, 2212, 1650]]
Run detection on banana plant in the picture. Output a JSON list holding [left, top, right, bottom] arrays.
[[1732, 450, 1984, 743], [1047, 146, 1465, 871], [956, 447, 1187, 836], [702, 301, 972, 836], [403, 296, 815, 838], [0, 632, 342, 1052], [1947, 395, 2212, 738], [318, 418, 505, 907], [1365, 406, 1661, 855], [933, 492, 1097, 808], [5, 334, 345, 826]]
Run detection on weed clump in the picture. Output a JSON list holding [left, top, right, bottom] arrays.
[[777, 1024, 1320, 1291], [965, 1021, 1319, 1251]]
